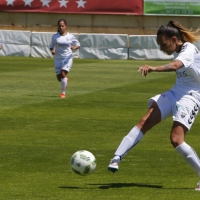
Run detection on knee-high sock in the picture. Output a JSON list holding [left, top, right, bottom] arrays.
[[114, 126, 143, 161], [61, 78, 67, 94], [176, 142, 200, 177]]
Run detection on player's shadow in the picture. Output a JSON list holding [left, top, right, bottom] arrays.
[[27, 94, 58, 98], [59, 184, 193, 190], [88, 182, 163, 189], [59, 186, 81, 189], [59, 183, 163, 190]]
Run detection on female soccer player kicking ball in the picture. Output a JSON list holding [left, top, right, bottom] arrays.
[[50, 19, 80, 98], [108, 20, 200, 190]]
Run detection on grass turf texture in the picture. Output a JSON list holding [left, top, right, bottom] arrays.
[[0, 57, 200, 200]]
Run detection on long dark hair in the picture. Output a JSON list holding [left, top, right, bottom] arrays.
[[57, 19, 67, 33], [157, 20, 200, 43]]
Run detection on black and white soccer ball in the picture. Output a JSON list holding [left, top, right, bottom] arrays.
[[70, 150, 96, 176]]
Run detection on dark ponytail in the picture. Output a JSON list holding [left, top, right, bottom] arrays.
[[157, 20, 200, 43]]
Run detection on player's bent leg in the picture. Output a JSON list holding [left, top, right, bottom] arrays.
[[108, 158, 119, 173], [108, 102, 161, 173], [170, 121, 187, 147], [108, 126, 144, 173], [56, 74, 61, 82], [59, 70, 68, 98], [172, 122, 200, 189], [138, 101, 161, 134], [176, 141, 200, 190], [176, 141, 200, 175], [195, 181, 200, 191], [176, 142, 200, 173]]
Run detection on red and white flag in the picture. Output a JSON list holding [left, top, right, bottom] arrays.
[[0, 0, 143, 14]]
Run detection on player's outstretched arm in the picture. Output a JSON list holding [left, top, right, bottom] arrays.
[[138, 60, 183, 77]]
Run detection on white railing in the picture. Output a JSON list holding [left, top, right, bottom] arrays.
[[0, 30, 182, 60]]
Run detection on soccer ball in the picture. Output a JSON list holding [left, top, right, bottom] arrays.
[[70, 150, 96, 176]]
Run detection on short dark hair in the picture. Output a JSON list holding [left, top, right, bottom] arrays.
[[57, 19, 67, 26], [57, 19, 67, 33]]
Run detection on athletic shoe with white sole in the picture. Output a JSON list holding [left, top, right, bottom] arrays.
[[195, 181, 200, 191], [108, 159, 119, 173]]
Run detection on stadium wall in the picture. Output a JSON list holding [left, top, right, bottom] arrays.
[[2, 30, 200, 60], [0, 12, 200, 35]]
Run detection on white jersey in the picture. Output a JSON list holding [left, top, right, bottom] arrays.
[[172, 42, 200, 102], [50, 32, 80, 58]]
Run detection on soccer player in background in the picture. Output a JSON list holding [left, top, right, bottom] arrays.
[[108, 20, 200, 190], [0, 43, 2, 50], [50, 19, 80, 98]]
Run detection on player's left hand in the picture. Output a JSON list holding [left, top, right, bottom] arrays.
[[138, 65, 154, 76]]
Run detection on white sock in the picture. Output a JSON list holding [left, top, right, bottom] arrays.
[[61, 78, 67, 94], [114, 126, 144, 162], [176, 142, 200, 177]]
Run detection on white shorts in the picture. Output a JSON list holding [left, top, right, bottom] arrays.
[[148, 90, 199, 130], [54, 55, 73, 75]]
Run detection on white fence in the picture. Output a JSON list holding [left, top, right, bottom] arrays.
[[0, 30, 188, 60]]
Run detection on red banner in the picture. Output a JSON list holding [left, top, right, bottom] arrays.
[[0, 0, 143, 15]]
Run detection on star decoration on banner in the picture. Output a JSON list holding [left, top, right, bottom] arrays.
[[4, 0, 88, 10], [23, 0, 33, 7], [58, 0, 69, 8], [6, 0, 15, 6], [76, 0, 87, 8], [40, 0, 51, 7]]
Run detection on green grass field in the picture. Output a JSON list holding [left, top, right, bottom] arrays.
[[0, 57, 200, 200]]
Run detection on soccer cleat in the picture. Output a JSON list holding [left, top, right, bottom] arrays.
[[108, 159, 119, 173], [195, 181, 200, 191], [60, 93, 66, 98]]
